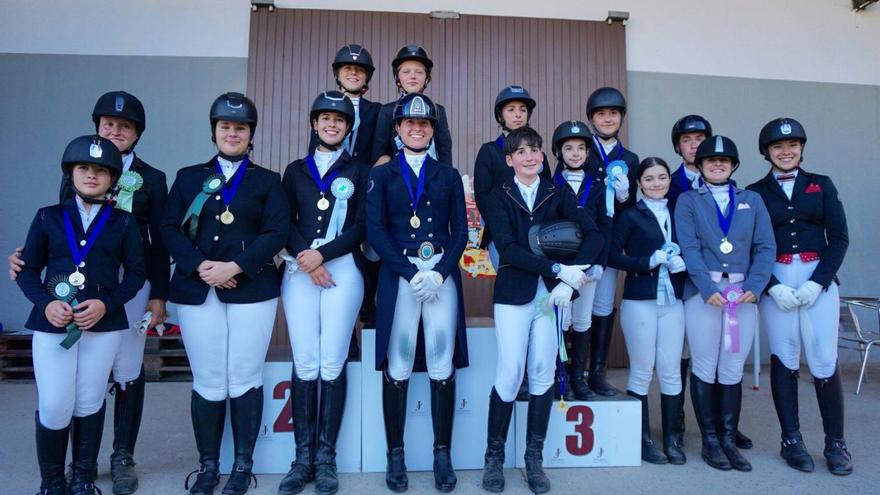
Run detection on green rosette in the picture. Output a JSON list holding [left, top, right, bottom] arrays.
[[181, 173, 226, 240], [48, 275, 82, 349], [114, 170, 144, 213]]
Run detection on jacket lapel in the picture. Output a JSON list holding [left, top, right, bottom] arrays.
[[790, 169, 809, 200], [635, 200, 666, 240], [502, 179, 530, 214], [761, 171, 789, 203]]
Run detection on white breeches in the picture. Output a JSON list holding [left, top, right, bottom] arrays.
[[564, 280, 598, 332], [493, 281, 558, 402], [592, 267, 619, 317], [112, 281, 151, 385], [386, 255, 458, 381], [33, 330, 122, 429], [178, 288, 277, 401], [760, 257, 840, 379], [620, 299, 686, 395], [685, 280, 756, 385], [282, 254, 363, 381]]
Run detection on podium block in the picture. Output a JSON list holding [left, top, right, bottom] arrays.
[[514, 394, 641, 468], [361, 328, 515, 472], [220, 361, 363, 473]]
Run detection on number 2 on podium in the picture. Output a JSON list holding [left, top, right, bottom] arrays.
[[565, 405, 595, 456], [273, 380, 293, 433]]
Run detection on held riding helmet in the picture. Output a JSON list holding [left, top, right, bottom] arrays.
[[62, 135, 123, 201], [393, 93, 438, 153], [331, 44, 375, 93], [309, 90, 356, 150], [758, 117, 807, 161], [494, 85, 537, 129], [391, 44, 433, 92], [551, 120, 592, 164], [91, 91, 146, 153], [529, 220, 584, 262], [695, 135, 740, 175], [671, 114, 712, 154]]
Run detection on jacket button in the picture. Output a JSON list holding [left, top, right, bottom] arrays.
[[722, 263, 729, 268], [428, 233, 434, 238], [793, 244, 799, 249], [789, 219, 795, 223], [410, 234, 416, 239], [316, 229, 321, 234], [427, 201, 431, 206], [215, 215, 220, 220], [427, 218, 432, 222], [787, 206, 794, 210], [78, 261, 85, 268], [79, 240, 87, 247], [529, 216, 533, 221], [215, 195, 221, 201], [317, 216, 322, 221], [790, 232, 796, 236], [213, 235, 219, 241]]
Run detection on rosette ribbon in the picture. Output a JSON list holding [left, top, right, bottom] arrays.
[[554, 305, 569, 410], [48, 276, 82, 349], [114, 170, 143, 213], [721, 285, 744, 353], [657, 242, 680, 305], [604, 160, 628, 218], [181, 173, 225, 240]]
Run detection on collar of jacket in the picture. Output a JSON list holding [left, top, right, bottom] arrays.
[[297, 149, 353, 178], [501, 176, 556, 213], [389, 154, 441, 181]]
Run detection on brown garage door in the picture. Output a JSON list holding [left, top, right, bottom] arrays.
[[247, 8, 629, 367]]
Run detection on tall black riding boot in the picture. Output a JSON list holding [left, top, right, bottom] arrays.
[[676, 358, 689, 445], [570, 330, 594, 400], [35, 411, 69, 495], [482, 388, 514, 493], [222, 387, 262, 495], [690, 375, 730, 470], [69, 402, 106, 495], [588, 313, 617, 396], [711, 379, 752, 449], [185, 392, 225, 495], [770, 355, 814, 472], [111, 367, 146, 495], [524, 389, 553, 494], [814, 365, 853, 475], [314, 372, 347, 495], [430, 372, 457, 492], [718, 382, 751, 471], [627, 391, 667, 464], [383, 371, 409, 492], [660, 393, 687, 465], [279, 372, 317, 495]]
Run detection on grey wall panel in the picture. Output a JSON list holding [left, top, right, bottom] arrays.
[[627, 70, 880, 302], [0, 53, 247, 332]]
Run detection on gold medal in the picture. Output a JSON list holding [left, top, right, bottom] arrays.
[[410, 214, 421, 229], [317, 196, 330, 211], [720, 239, 734, 254], [220, 208, 235, 225], [68, 270, 86, 287]]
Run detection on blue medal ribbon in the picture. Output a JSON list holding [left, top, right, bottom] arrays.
[[594, 136, 625, 218], [495, 135, 504, 151], [555, 172, 594, 208], [399, 153, 427, 213], [306, 155, 340, 199], [678, 164, 703, 193], [712, 184, 736, 238], [63, 206, 113, 270], [215, 156, 249, 209]]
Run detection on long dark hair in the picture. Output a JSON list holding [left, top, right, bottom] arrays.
[[636, 156, 671, 180]]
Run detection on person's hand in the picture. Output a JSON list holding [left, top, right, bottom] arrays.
[[795, 281, 823, 308], [72, 299, 107, 330], [585, 264, 604, 282], [768, 284, 800, 311], [8, 247, 24, 280], [612, 172, 630, 201], [556, 264, 590, 290], [413, 271, 443, 304], [707, 292, 726, 307], [199, 261, 242, 287], [649, 250, 668, 269], [307, 265, 335, 289], [548, 283, 574, 309], [736, 290, 757, 304], [667, 256, 686, 274], [296, 249, 324, 273], [45, 300, 73, 327], [146, 299, 166, 328]]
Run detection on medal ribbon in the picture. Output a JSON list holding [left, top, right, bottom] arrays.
[[306, 155, 340, 199], [63, 206, 112, 270], [58, 296, 83, 349], [712, 184, 736, 238], [555, 173, 594, 208], [399, 153, 427, 215], [679, 164, 693, 193], [594, 136, 624, 218], [657, 240, 679, 306], [554, 305, 569, 410], [495, 135, 504, 150], [721, 285, 743, 353], [216, 156, 249, 209]]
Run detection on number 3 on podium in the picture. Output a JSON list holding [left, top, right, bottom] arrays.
[[565, 405, 595, 456]]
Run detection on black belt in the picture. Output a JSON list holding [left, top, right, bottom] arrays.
[[403, 241, 443, 260]]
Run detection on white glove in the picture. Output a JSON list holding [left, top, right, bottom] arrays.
[[768, 284, 800, 312], [794, 280, 823, 308], [413, 271, 444, 304], [547, 283, 574, 310], [612, 172, 630, 201], [667, 255, 686, 274], [585, 264, 604, 282], [649, 250, 668, 269], [556, 264, 590, 290]]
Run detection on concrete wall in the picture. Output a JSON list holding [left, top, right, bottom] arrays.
[[2, 0, 879, 334]]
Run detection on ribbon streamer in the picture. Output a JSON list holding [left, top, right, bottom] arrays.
[[721, 285, 743, 353], [554, 306, 569, 410], [656, 242, 680, 306], [182, 173, 225, 240]]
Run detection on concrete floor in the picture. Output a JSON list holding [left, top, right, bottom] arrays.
[[2, 364, 878, 495]]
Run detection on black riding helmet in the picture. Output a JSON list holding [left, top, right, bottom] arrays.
[[310, 91, 356, 150], [695, 135, 740, 173], [391, 44, 433, 91], [61, 135, 124, 180], [586, 87, 627, 119], [332, 44, 375, 92], [92, 91, 146, 153], [758, 117, 807, 161], [671, 114, 712, 153], [393, 93, 438, 125], [209, 92, 258, 139], [494, 85, 537, 127], [551, 120, 592, 161]]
